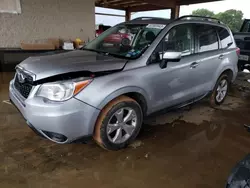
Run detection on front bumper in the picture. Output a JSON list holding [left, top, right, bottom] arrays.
[[9, 80, 100, 144]]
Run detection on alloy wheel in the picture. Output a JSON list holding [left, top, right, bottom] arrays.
[[106, 107, 138, 144], [216, 79, 228, 103]]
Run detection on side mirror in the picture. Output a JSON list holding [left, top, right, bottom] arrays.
[[163, 51, 182, 61], [160, 51, 182, 69]]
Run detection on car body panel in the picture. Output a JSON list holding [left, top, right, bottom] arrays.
[[19, 50, 127, 81]]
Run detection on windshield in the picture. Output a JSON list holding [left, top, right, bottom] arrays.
[[84, 23, 166, 59]]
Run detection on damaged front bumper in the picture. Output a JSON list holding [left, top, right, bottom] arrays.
[[9, 79, 100, 144]]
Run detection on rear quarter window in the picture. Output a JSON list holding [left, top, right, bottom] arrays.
[[217, 27, 233, 49]]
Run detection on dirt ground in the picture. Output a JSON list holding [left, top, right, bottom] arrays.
[[0, 72, 250, 188]]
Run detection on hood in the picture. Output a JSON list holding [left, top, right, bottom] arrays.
[[18, 50, 127, 81]]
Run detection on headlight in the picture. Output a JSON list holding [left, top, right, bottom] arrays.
[[36, 79, 92, 101]]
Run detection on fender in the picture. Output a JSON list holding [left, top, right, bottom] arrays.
[[211, 64, 235, 90], [97, 86, 151, 113]]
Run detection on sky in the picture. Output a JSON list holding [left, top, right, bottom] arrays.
[[95, 0, 250, 26]]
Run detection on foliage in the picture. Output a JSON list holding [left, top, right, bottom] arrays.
[[192, 9, 244, 32], [215, 10, 244, 32], [192, 9, 215, 17]]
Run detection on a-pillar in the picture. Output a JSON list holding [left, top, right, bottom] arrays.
[[170, 5, 180, 19]]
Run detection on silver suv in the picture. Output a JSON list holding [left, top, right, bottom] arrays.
[[9, 16, 239, 150]]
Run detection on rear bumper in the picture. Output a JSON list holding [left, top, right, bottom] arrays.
[[9, 80, 100, 144]]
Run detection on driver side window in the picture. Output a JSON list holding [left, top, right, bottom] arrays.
[[150, 24, 194, 63]]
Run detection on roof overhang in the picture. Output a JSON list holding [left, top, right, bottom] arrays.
[[96, 0, 223, 12]]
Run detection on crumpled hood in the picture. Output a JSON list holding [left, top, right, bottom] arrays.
[[18, 50, 127, 81]]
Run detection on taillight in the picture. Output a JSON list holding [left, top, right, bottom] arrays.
[[236, 47, 240, 56]]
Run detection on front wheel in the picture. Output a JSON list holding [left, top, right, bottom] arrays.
[[93, 96, 143, 150], [210, 74, 229, 107]]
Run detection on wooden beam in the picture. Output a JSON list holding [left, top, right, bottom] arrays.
[[112, 0, 137, 6], [95, 5, 126, 10], [179, 0, 222, 5], [114, 2, 148, 8], [135, 0, 175, 8], [95, 12, 125, 17], [125, 9, 131, 21], [128, 4, 169, 12], [96, 0, 176, 9], [170, 5, 180, 19]]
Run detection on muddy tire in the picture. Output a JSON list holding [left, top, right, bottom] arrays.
[[93, 96, 143, 151], [210, 74, 230, 107]]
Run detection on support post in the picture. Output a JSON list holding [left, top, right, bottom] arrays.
[[125, 9, 131, 21], [170, 5, 180, 19]]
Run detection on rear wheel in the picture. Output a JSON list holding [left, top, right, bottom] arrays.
[[93, 96, 143, 150], [210, 74, 229, 107]]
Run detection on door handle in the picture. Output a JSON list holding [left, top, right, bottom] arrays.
[[190, 62, 199, 69], [219, 54, 225, 60]]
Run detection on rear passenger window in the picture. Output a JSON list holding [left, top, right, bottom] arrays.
[[217, 27, 233, 48], [197, 25, 219, 53]]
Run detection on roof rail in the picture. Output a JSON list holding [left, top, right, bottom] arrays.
[[132, 17, 168, 21], [177, 15, 223, 24]]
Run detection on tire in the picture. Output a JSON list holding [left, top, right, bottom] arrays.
[[93, 96, 143, 151], [210, 74, 230, 107]]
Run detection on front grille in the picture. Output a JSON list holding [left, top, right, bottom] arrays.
[[14, 70, 33, 98], [14, 78, 32, 98]]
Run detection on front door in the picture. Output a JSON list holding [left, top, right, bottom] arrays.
[[147, 23, 201, 112]]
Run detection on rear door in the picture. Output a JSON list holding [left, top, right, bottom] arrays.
[[193, 24, 223, 96]]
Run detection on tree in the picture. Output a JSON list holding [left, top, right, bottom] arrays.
[[215, 9, 244, 32], [192, 9, 215, 17], [192, 9, 244, 32]]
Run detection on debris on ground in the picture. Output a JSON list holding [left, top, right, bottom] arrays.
[[129, 140, 143, 149], [2, 100, 12, 105], [144, 153, 150, 159], [243, 69, 250, 73]]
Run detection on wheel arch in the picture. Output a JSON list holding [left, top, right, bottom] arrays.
[[97, 87, 149, 116], [213, 67, 235, 88], [220, 69, 234, 82]]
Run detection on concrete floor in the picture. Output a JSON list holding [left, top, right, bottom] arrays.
[[0, 72, 250, 188]]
